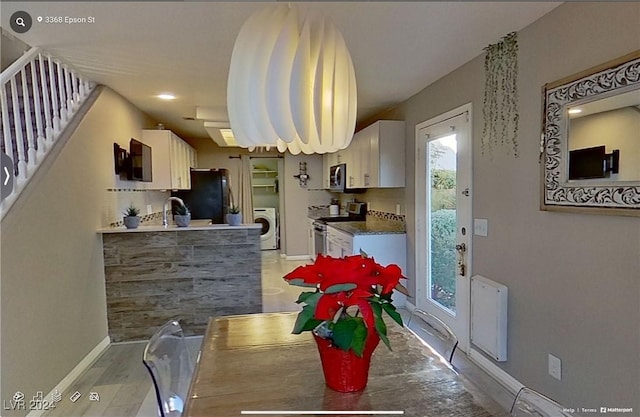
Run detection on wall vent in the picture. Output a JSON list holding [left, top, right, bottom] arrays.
[[471, 275, 508, 362]]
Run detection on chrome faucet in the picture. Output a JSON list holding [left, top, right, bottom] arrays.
[[163, 196, 186, 228]]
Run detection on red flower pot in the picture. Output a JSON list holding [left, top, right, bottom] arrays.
[[313, 333, 380, 392]]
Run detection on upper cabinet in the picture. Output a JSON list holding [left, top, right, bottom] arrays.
[[142, 129, 197, 190], [365, 120, 405, 188], [323, 120, 405, 189], [322, 152, 338, 188]]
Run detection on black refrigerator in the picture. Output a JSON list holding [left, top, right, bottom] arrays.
[[172, 169, 230, 223]]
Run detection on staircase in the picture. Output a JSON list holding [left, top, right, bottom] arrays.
[[0, 47, 95, 218]]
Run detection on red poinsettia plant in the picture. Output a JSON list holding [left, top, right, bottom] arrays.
[[283, 253, 408, 357]]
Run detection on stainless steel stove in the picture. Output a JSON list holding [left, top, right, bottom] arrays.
[[313, 202, 366, 256]]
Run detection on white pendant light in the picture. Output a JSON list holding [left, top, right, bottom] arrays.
[[227, 4, 357, 154]]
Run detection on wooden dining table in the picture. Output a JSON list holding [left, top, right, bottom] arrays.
[[183, 312, 509, 417]]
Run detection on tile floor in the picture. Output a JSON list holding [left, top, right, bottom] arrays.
[[41, 250, 514, 417]]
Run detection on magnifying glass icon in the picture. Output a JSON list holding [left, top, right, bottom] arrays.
[[11, 11, 32, 33]]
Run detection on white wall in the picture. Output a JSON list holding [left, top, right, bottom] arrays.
[[374, 2, 640, 411], [0, 87, 161, 415]]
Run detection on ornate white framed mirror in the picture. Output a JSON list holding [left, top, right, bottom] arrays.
[[541, 50, 640, 216]]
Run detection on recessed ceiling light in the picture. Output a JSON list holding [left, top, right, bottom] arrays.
[[157, 94, 176, 100], [568, 108, 582, 114], [219, 129, 238, 147]]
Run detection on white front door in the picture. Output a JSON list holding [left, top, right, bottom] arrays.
[[415, 103, 472, 352]]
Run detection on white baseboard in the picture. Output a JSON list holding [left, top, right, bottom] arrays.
[[26, 336, 111, 417], [468, 347, 524, 395], [404, 300, 417, 311], [284, 254, 312, 261]]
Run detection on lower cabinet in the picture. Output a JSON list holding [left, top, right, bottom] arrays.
[[326, 226, 407, 306], [327, 226, 406, 265], [307, 218, 316, 260], [326, 226, 351, 258]]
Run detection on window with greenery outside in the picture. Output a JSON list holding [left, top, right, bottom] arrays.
[[430, 143, 457, 310]]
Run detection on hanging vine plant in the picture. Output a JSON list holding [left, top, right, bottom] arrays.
[[482, 32, 519, 157]]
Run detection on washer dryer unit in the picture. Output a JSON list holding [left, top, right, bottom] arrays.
[[253, 207, 277, 250]]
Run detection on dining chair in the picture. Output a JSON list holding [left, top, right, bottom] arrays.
[[406, 308, 458, 363], [142, 320, 195, 417], [510, 387, 575, 416]]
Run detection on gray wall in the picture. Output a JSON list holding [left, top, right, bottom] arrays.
[[1, 28, 30, 71], [0, 87, 160, 415], [375, 2, 639, 411], [283, 153, 323, 256]]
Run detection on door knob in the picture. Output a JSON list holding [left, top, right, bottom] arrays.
[[455, 243, 466, 252]]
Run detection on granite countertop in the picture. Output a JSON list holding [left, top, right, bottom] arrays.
[[327, 218, 406, 235], [97, 219, 261, 234]]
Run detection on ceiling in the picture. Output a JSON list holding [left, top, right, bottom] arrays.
[[3, 1, 560, 145]]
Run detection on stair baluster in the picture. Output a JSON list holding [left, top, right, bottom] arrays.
[[0, 47, 95, 217]]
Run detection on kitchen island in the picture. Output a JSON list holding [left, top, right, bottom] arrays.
[[326, 220, 408, 307], [98, 222, 262, 342]]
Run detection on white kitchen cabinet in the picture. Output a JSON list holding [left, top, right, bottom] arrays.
[[307, 218, 316, 260], [326, 226, 353, 258], [327, 225, 407, 307], [348, 128, 369, 188], [143, 129, 196, 190], [322, 120, 405, 189], [360, 120, 405, 188], [327, 225, 407, 306], [326, 227, 345, 258], [322, 153, 339, 189], [327, 226, 406, 270]]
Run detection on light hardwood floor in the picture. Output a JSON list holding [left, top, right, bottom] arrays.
[[42, 251, 514, 417]]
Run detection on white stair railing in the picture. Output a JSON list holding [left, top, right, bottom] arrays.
[[1, 47, 95, 217]]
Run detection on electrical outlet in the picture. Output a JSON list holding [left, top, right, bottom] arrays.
[[548, 354, 562, 380], [146, 204, 153, 215], [395, 204, 401, 215]]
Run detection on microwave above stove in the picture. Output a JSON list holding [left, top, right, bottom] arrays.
[[329, 163, 346, 192]]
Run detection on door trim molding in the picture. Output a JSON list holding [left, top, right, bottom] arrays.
[[414, 102, 473, 353]]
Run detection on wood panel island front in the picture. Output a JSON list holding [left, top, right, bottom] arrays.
[[98, 223, 262, 342]]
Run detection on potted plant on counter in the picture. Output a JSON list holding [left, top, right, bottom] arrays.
[[122, 203, 141, 229], [174, 204, 191, 227], [226, 205, 242, 226]]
